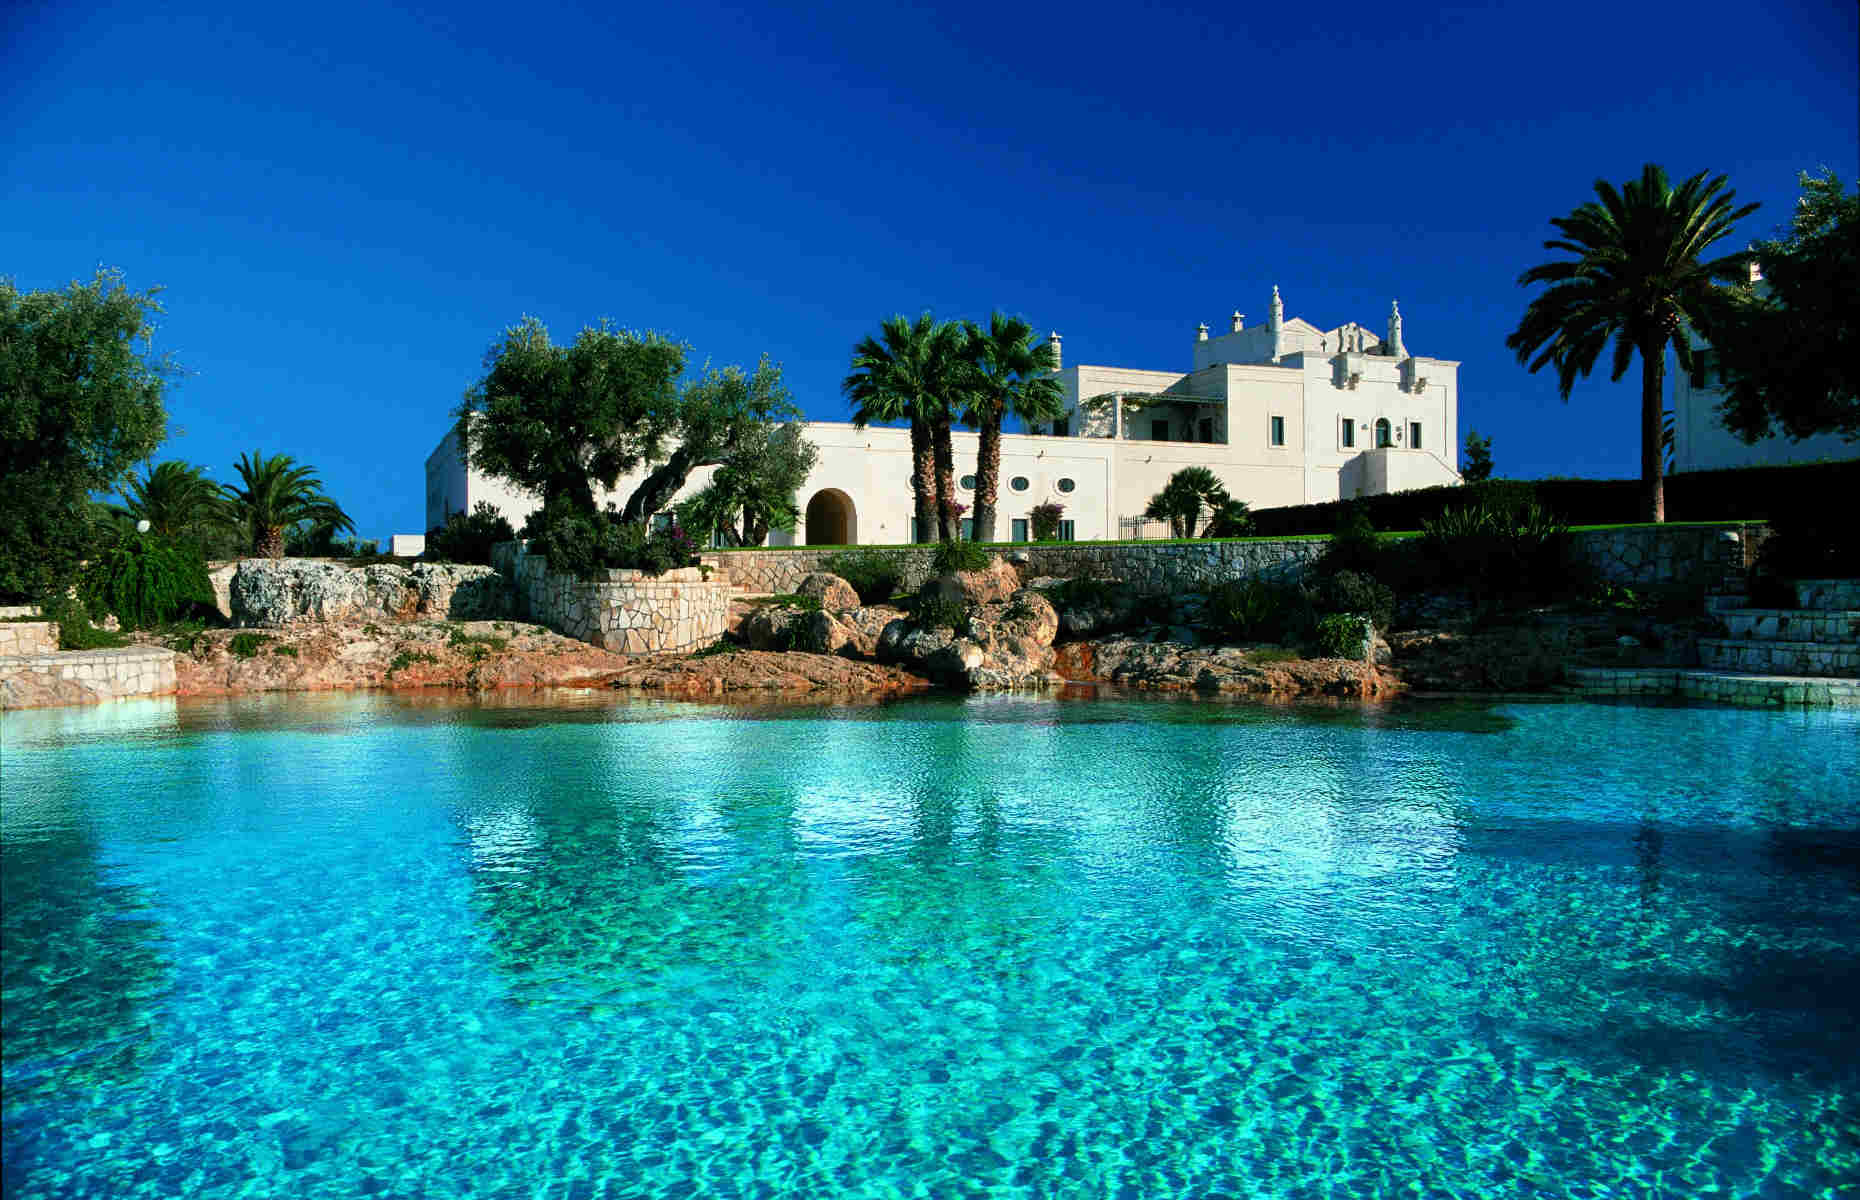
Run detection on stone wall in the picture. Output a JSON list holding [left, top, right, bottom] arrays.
[[492, 543, 731, 653], [1, 647, 178, 709], [704, 540, 1328, 596], [1565, 523, 1766, 590], [231, 560, 508, 627], [706, 524, 1767, 596], [0, 622, 58, 656]]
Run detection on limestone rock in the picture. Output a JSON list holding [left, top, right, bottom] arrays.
[[1057, 638, 1398, 699], [230, 559, 508, 627], [794, 572, 861, 612], [926, 557, 1021, 606], [876, 588, 1060, 691]]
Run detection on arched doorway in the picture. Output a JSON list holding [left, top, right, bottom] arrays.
[[805, 489, 856, 545], [1374, 418, 1393, 448]]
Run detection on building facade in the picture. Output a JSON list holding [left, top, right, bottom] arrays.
[[426, 289, 1464, 545]]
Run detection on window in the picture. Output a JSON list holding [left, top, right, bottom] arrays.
[[1151, 419, 1170, 441], [1269, 415, 1285, 447], [959, 474, 976, 491], [1010, 476, 1030, 493], [1198, 416, 1215, 443], [1056, 477, 1076, 494], [1340, 418, 1355, 449], [1011, 518, 1029, 542], [1375, 418, 1392, 448], [1409, 422, 1422, 449], [1058, 520, 1075, 542], [651, 513, 673, 531], [960, 518, 974, 541]]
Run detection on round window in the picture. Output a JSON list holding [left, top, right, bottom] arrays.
[[959, 474, 976, 491], [1056, 477, 1076, 494], [1009, 476, 1030, 493]]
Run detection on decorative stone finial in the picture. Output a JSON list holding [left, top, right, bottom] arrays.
[[1387, 300, 1406, 359], [1196, 322, 1209, 341], [1048, 331, 1062, 371], [1232, 311, 1244, 332], [1268, 286, 1283, 333]]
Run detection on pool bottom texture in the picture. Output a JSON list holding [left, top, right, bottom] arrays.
[[3, 693, 1857, 1199]]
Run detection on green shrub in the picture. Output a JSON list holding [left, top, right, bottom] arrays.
[[1313, 569, 1395, 632], [425, 501, 516, 565], [388, 649, 439, 674], [760, 592, 822, 612], [523, 508, 701, 580], [82, 532, 214, 630], [229, 632, 271, 658], [1038, 576, 1121, 613], [931, 539, 990, 575], [1316, 508, 1382, 578], [1313, 613, 1371, 658], [1421, 496, 1568, 610], [1029, 501, 1066, 542], [272, 644, 298, 658], [1202, 578, 1313, 644], [446, 626, 509, 660], [908, 592, 970, 631], [1205, 497, 1254, 538], [819, 551, 902, 604], [41, 595, 132, 650]]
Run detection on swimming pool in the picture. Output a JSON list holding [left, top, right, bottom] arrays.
[[4, 693, 1857, 1197]]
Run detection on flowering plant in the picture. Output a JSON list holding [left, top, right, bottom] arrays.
[[1030, 501, 1065, 541]]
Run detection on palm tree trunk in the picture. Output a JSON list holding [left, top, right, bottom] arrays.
[[932, 417, 958, 542], [258, 525, 286, 559], [908, 416, 935, 543], [972, 414, 1002, 543], [1641, 339, 1666, 523]]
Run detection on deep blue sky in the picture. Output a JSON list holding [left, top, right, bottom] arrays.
[[7, 0, 1856, 540]]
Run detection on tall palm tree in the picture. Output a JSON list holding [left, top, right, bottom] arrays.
[[114, 460, 226, 540], [843, 314, 971, 542], [961, 313, 1066, 543], [221, 451, 354, 558], [1506, 164, 1756, 522]]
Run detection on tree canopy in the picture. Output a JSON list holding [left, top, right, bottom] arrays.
[[961, 313, 1065, 543], [1703, 169, 1859, 444], [616, 356, 802, 525], [675, 420, 820, 547], [1144, 466, 1231, 538], [844, 314, 971, 542], [0, 270, 176, 601], [221, 450, 355, 558], [1506, 164, 1756, 522]]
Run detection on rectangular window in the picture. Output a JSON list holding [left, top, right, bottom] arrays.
[[1340, 418, 1355, 448], [1270, 415, 1286, 446], [1198, 416, 1215, 443], [651, 513, 673, 532], [1011, 518, 1029, 542], [1409, 422, 1422, 449], [1151, 418, 1170, 441], [960, 518, 975, 542], [1058, 520, 1075, 542]]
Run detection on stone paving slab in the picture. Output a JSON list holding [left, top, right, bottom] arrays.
[[1563, 666, 1860, 707], [1697, 638, 1860, 677]]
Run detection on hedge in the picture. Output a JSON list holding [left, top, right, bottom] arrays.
[[1249, 459, 1860, 535]]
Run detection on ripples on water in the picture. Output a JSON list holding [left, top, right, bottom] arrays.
[[3, 692, 1858, 1198]]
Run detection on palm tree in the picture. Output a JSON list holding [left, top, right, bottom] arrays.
[[961, 313, 1066, 543], [221, 451, 354, 558], [843, 314, 971, 542], [1143, 467, 1231, 538], [1506, 164, 1756, 522], [114, 460, 226, 540]]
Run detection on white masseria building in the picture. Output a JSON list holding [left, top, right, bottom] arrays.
[[426, 288, 1465, 545]]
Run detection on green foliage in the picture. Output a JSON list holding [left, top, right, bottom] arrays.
[[1507, 164, 1758, 520], [388, 649, 439, 674], [0, 270, 175, 602], [1029, 501, 1065, 542], [272, 644, 298, 658], [1461, 429, 1494, 482], [523, 509, 701, 580], [618, 357, 804, 525], [907, 592, 970, 631], [1205, 497, 1253, 538], [446, 626, 509, 661], [673, 419, 819, 546], [931, 539, 990, 575], [82, 531, 215, 630], [1039, 576, 1122, 614], [114, 460, 231, 549], [1421, 496, 1570, 610], [844, 313, 972, 542], [1707, 169, 1859, 443], [1753, 503, 1860, 582], [960, 312, 1066, 542], [1316, 508, 1383, 577], [229, 632, 272, 658], [758, 593, 823, 613], [1144, 467, 1230, 538], [1202, 578, 1309, 643], [221, 450, 354, 558], [1313, 613, 1371, 659], [1313, 569, 1395, 632], [40, 595, 131, 650], [819, 550, 903, 604], [426, 501, 516, 565]]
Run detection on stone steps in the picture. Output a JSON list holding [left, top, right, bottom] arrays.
[[1721, 609, 1860, 641], [1697, 638, 1859, 677], [1562, 667, 1860, 707], [1797, 579, 1860, 610]]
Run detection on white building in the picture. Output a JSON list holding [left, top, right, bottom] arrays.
[[426, 288, 1463, 545]]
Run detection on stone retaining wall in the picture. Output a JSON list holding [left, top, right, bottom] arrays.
[[705, 524, 1762, 595], [0, 605, 41, 620], [492, 543, 731, 653], [0, 622, 58, 656], [1, 647, 178, 709]]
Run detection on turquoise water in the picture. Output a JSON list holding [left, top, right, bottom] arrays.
[[3, 693, 1858, 1199]]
